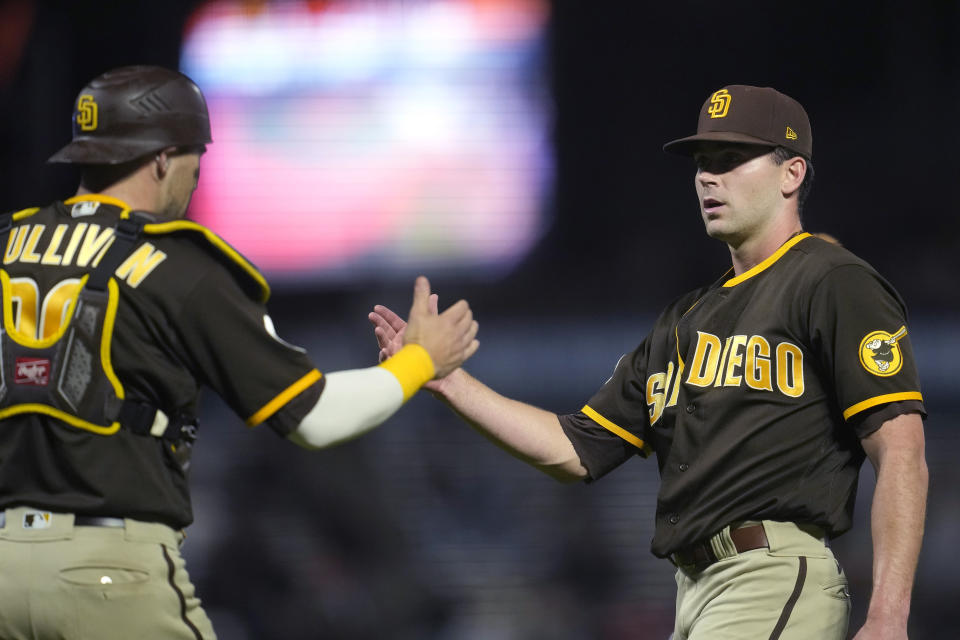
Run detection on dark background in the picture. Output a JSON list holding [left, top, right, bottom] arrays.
[[1, 1, 957, 638]]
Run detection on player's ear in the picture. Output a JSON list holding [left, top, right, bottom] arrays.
[[781, 156, 806, 199], [153, 147, 174, 180]]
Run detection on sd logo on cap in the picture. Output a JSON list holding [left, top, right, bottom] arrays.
[[664, 85, 812, 159]]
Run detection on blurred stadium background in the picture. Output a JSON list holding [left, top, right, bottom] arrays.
[[1, 0, 957, 638]]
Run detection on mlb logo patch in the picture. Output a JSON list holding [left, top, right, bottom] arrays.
[[22, 511, 52, 529], [71, 201, 100, 217], [15, 357, 51, 386]]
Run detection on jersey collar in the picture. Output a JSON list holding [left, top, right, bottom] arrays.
[[722, 232, 811, 288], [64, 194, 132, 211]]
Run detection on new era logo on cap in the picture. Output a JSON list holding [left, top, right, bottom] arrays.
[[664, 85, 812, 159]]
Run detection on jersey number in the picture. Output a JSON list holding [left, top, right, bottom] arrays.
[[8, 277, 83, 341]]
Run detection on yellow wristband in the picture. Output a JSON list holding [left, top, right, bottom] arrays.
[[378, 343, 436, 402]]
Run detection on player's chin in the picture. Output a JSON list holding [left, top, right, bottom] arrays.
[[702, 218, 732, 240]]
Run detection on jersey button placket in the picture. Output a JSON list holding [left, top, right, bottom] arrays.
[[668, 513, 680, 524], [678, 463, 689, 472], [685, 403, 695, 414]]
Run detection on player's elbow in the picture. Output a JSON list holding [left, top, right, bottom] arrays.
[[536, 459, 590, 484], [287, 428, 330, 450]]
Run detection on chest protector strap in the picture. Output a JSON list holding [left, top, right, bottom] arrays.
[[0, 213, 196, 441]]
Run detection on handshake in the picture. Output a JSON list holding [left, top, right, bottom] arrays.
[[369, 275, 479, 382], [287, 275, 477, 451]]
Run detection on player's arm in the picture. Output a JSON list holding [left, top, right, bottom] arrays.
[[854, 411, 927, 640], [369, 303, 588, 482], [433, 368, 587, 482], [289, 276, 479, 449]]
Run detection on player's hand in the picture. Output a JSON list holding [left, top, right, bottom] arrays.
[[369, 281, 441, 365], [368, 286, 460, 392], [370, 276, 478, 380], [369, 302, 421, 364]]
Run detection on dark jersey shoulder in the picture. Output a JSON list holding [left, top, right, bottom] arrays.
[[140, 219, 270, 304], [777, 234, 906, 311], [652, 279, 718, 334], [793, 234, 872, 269]]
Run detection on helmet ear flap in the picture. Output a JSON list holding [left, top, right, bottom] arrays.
[[48, 66, 212, 166]]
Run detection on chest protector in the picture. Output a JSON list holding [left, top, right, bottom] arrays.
[[0, 214, 194, 441]]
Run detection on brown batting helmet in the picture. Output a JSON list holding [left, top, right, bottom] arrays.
[[48, 65, 212, 165]]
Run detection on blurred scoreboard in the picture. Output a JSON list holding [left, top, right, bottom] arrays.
[[181, 0, 552, 284]]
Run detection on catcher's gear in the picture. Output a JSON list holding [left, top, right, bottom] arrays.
[[48, 65, 212, 165]]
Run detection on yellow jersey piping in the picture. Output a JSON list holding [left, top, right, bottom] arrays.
[[582, 404, 652, 456], [0, 404, 121, 435], [64, 194, 133, 211], [246, 369, 322, 427], [101, 278, 124, 398], [723, 233, 811, 288], [843, 391, 924, 421], [11, 207, 40, 221], [674, 294, 708, 368]]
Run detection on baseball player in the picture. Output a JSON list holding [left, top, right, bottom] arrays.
[[0, 65, 478, 639], [370, 85, 927, 639]]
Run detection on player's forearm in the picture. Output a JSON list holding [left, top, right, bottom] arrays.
[[289, 344, 434, 449], [431, 368, 588, 482], [862, 418, 928, 629], [288, 367, 403, 448]]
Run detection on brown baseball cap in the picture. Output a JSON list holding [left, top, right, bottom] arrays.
[[663, 85, 812, 158]]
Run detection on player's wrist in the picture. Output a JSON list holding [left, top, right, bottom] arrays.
[[429, 366, 468, 401], [378, 343, 435, 402], [864, 597, 911, 631]]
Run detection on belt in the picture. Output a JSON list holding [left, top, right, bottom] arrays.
[[672, 523, 769, 569], [0, 512, 125, 528]]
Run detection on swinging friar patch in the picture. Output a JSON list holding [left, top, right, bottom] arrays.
[[859, 326, 907, 377]]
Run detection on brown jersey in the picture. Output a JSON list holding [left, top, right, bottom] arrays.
[[0, 195, 324, 528], [559, 233, 925, 557]]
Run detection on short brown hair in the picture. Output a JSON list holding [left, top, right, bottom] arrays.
[[772, 146, 814, 214]]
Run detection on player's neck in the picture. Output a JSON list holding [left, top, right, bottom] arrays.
[[74, 171, 161, 214], [727, 217, 803, 275]]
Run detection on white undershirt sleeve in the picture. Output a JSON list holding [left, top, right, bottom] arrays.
[[287, 366, 404, 449]]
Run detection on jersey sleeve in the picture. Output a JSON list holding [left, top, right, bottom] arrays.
[[572, 341, 654, 460], [177, 268, 323, 435], [807, 264, 925, 438], [558, 411, 639, 481]]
